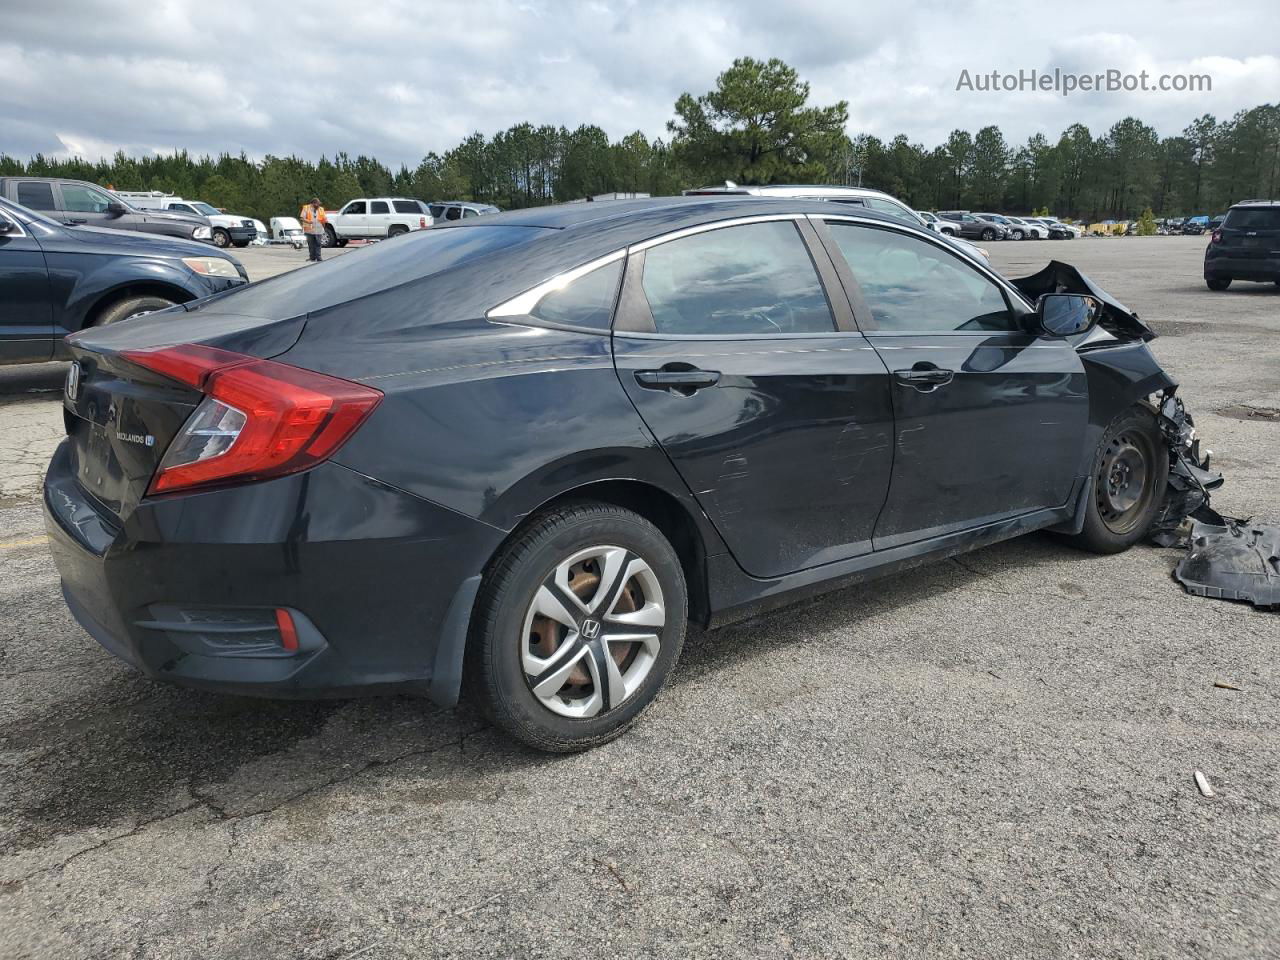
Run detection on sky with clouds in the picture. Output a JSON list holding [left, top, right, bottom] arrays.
[[3, 0, 1278, 167]]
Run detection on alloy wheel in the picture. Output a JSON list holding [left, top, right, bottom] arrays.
[[1096, 431, 1155, 534], [521, 545, 665, 719]]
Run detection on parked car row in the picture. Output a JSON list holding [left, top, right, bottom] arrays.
[[929, 210, 1079, 241]]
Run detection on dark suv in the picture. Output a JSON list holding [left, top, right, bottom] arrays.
[[937, 211, 1009, 241], [0, 177, 214, 244], [0, 196, 246, 364], [1204, 201, 1280, 290]]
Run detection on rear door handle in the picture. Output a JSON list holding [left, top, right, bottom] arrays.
[[893, 365, 954, 391], [635, 367, 721, 394], [64, 218, 87, 225]]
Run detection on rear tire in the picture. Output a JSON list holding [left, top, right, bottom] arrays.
[[465, 502, 688, 752], [232, 239, 250, 248], [388, 225, 409, 238], [981, 228, 997, 241], [94, 295, 177, 326], [211, 228, 231, 248], [1062, 406, 1168, 555], [1206, 277, 1231, 291]]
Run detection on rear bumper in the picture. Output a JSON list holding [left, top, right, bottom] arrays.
[[1204, 252, 1280, 281], [43, 441, 503, 703]]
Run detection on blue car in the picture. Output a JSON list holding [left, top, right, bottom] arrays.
[[0, 196, 247, 365]]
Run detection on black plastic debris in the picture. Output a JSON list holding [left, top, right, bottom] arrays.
[[1149, 390, 1225, 547], [1175, 520, 1280, 609]]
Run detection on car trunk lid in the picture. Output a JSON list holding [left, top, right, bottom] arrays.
[[61, 308, 305, 526]]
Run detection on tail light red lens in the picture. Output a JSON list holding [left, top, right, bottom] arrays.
[[123, 344, 382, 494], [419, 216, 426, 228], [1211, 229, 1222, 243]]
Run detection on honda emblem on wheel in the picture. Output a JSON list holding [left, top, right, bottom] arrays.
[[580, 618, 601, 639]]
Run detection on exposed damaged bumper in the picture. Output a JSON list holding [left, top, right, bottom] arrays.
[[1149, 390, 1225, 546]]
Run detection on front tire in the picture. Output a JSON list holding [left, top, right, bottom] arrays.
[[321, 225, 337, 248], [466, 502, 688, 752], [1206, 277, 1231, 291], [232, 239, 250, 248], [94, 295, 177, 326], [1063, 406, 1168, 554]]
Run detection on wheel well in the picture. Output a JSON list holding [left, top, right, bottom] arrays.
[[508, 480, 711, 627], [85, 283, 196, 327]]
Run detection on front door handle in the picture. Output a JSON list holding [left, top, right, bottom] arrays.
[[635, 367, 721, 395], [893, 364, 954, 391]]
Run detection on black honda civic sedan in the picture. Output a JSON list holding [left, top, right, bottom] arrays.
[[45, 197, 1181, 751]]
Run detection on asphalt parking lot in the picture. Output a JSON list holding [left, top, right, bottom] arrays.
[[1, 235, 1277, 959]]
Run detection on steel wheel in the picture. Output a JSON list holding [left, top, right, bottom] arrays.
[[521, 545, 664, 719], [1096, 430, 1156, 535]]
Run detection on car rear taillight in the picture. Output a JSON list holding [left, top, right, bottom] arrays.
[[123, 344, 382, 494], [419, 216, 427, 229], [1211, 229, 1223, 243]]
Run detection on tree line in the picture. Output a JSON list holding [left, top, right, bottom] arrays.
[[1, 57, 1276, 223]]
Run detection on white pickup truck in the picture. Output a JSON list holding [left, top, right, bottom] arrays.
[[322, 198, 434, 246]]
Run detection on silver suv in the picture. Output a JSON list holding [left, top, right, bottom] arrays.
[[428, 201, 502, 222], [683, 183, 991, 262]]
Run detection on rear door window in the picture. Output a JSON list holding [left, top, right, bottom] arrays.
[[16, 181, 56, 210], [827, 222, 1014, 333], [640, 221, 835, 336], [370, 201, 390, 214], [392, 200, 419, 214]]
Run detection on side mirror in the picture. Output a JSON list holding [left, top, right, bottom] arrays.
[[106, 201, 127, 216], [1035, 293, 1100, 337], [0, 215, 14, 234]]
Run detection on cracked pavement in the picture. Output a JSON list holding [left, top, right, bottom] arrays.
[[1, 237, 1278, 959]]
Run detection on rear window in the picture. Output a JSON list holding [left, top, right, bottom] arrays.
[[393, 200, 419, 214], [205, 225, 547, 319], [16, 181, 55, 210], [1224, 207, 1280, 230]]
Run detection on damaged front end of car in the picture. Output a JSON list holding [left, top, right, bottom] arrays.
[[1013, 261, 1226, 548], [1148, 389, 1225, 546]]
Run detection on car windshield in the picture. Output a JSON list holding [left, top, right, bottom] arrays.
[[191, 202, 221, 216]]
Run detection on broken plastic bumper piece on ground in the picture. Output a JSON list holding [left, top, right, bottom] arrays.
[[1176, 521, 1280, 609]]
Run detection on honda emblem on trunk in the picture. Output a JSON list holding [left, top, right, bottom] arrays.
[[65, 361, 80, 401]]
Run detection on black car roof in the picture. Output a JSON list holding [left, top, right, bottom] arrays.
[[1229, 199, 1280, 208], [451, 195, 908, 241]]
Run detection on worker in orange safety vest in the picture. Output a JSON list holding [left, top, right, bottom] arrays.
[[300, 197, 327, 262]]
